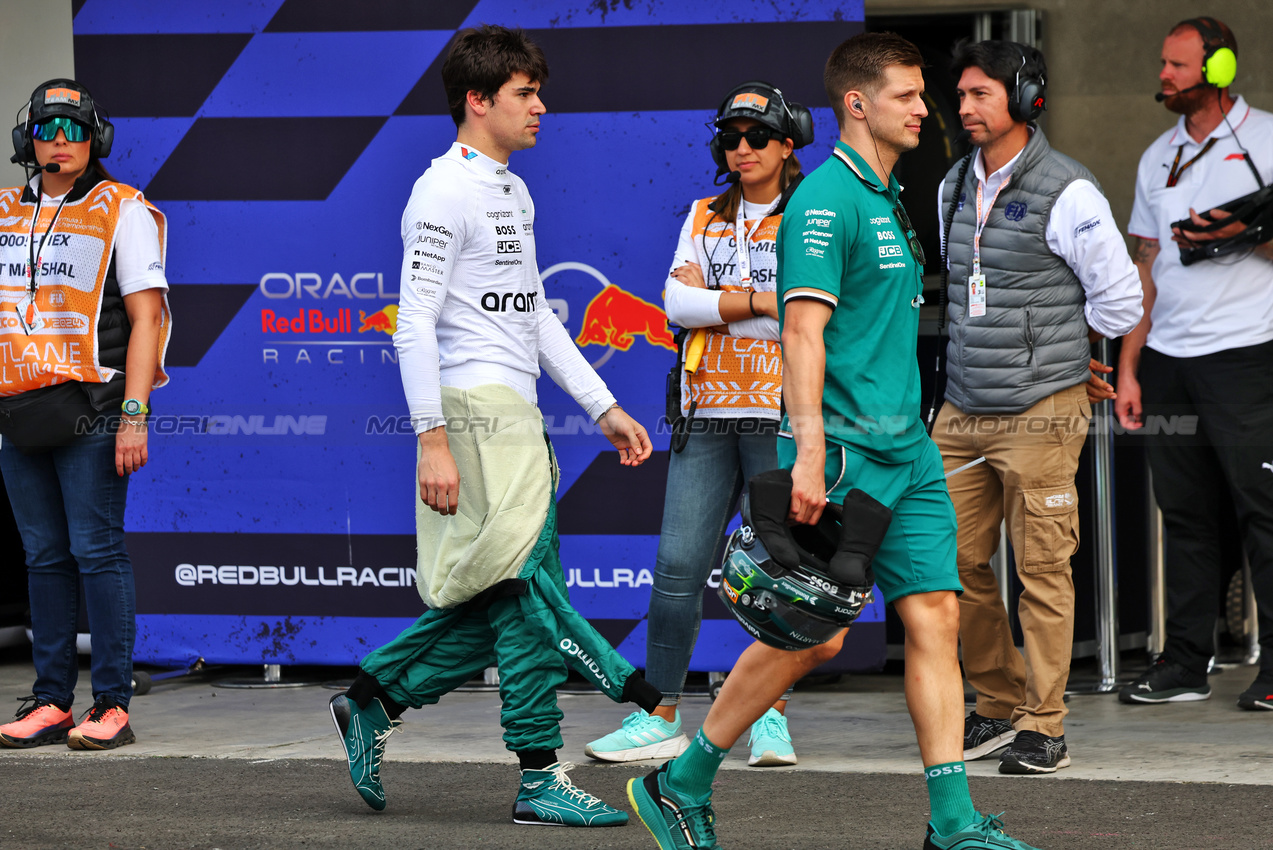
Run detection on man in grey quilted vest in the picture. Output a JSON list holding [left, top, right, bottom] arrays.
[[931, 40, 1142, 775]]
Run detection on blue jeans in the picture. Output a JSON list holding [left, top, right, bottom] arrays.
[[0, 431, 134, 709], [646, 417, 779, 701]]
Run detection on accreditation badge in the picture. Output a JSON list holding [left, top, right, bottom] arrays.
[[967, 274, 987, 318]]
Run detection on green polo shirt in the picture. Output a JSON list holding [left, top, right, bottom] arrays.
[[777, 140, 927, 464]]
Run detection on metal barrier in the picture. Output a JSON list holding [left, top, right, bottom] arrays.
[[1069, 338, 1123, 694]]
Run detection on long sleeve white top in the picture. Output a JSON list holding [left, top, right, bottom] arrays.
[[393, 143, 614, 433]]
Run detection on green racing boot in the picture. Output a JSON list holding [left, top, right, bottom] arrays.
[[513, 762, 628, 827]]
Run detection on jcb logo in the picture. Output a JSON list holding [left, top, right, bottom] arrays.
[[878, 244, 903, 258], [496, 240, 522, 254]]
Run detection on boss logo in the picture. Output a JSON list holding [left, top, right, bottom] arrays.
[[878, 245, 903, 258], [806, 574, 840, 595], [494, 225, 516, 235], [496, 240, 522, 254]]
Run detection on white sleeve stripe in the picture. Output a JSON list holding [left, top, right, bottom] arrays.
[[783, 289, 838, 307]]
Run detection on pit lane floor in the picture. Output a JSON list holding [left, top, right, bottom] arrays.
[[1, 651, 1269, 849]]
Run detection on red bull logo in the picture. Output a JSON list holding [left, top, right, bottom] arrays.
[[575, 285, 675, 352], [358, 304, 398, 335]]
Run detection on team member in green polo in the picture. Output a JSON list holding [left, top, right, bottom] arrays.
[[627, 32, 1042, 850]]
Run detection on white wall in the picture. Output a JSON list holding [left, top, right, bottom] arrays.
[[0, 0, 76, 188]]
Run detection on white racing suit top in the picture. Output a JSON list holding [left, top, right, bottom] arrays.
[[393, 141, 615, 433]]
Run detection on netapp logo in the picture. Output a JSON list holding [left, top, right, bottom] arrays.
[[174, 563, 417, 588], [496, 240, 522, 254], [418, 251, 446, 262], [416, 220, 453, 238], [480, 291, 538, 312]]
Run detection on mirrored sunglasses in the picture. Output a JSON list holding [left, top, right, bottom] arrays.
[[31, 116, 91, 143]]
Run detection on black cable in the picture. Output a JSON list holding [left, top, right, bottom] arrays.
[[1218, 88, 1264, 189], [925, 146, 974, 434]]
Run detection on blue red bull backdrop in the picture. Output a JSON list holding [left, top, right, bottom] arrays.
[[68, 0, 882, 672]]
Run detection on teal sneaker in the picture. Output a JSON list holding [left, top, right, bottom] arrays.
[[924, 812, 1041, 849], [747, 708, 797, 767], [585, 709, 690, 762], [329, 693, 401, 811], [627, 761, 721, 849], [513, 761, 628, 827]]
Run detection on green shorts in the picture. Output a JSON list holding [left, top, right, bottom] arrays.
[[777, 435, 961, 604]]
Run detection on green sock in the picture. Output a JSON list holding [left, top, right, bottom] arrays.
[[924, 761, 977, 836], [665, 727, 728, 800]]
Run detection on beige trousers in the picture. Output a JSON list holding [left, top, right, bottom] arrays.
[[932, 383, 1090, 737]]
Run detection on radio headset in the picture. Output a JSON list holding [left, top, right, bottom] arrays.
[[10, 79, 114, 172], [926, 44, 1043, 433], [708, 81, 814, 184], [1161, 18, 1263, 191]]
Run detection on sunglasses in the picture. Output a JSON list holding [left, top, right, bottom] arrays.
[[716, 126, 785, 151], [31, 116, 91, 143], [892, 204, 927, 266]]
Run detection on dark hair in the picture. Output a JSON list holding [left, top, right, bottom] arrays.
[[441, 25, 549, 127], [824, 32, 925, 126], [1170, 17, 1238, 58], [950, 40, 1047, 105], [711, 154, 802, 223]]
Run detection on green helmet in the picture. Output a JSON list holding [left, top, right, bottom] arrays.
[[717, 470, 892, 652]]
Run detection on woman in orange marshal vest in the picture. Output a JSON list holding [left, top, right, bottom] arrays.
[[585, 81, 826, 766], [0, 80, 171, 751]]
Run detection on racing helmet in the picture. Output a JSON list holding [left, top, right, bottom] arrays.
[[717, 470, 892, 652]]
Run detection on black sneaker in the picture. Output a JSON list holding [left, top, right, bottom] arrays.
[[1118, 658, 1210, 704], [998, 730, 1070, 775], [1237, 671, 1273, 711], [963, 712, 1015, 761]]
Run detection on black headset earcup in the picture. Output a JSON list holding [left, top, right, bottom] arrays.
[[709, 134, 728, 174], [94, 118, 114, 159], [12, 125, 29, 162], [1012, 77, 1045, 122], [789, 101, 815, 149]]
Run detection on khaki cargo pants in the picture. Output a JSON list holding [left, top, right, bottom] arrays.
[[932, 383, 1090, 737]]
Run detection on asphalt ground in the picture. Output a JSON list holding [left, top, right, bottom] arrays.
[[2, 759, 1271, 849], [2, 649, 1271, 849]]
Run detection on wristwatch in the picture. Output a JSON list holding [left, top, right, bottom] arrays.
[[121, 398, 150, 417]]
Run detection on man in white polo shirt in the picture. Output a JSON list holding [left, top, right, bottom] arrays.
[[1116, 16, 1273, 711]]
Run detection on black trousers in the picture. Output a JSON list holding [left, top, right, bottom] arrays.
[[1140, 340, 1273, 675]]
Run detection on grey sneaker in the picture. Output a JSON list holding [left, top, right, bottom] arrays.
[[1118, 658, 1210, 704], [963, 711, 1015, 761], [998, 730, 1070, 774]]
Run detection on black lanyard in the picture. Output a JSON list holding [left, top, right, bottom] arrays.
[[1165, 138, 1218, 188], [27, 183, 72, 300]]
